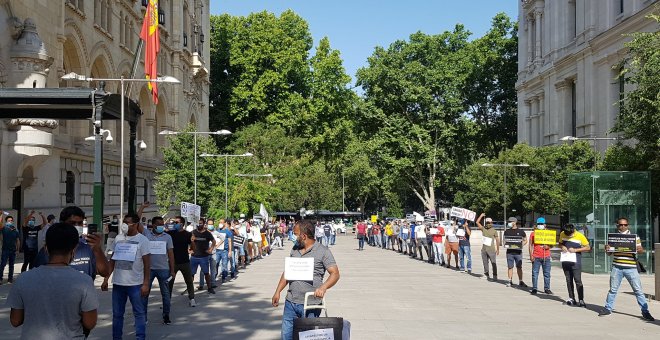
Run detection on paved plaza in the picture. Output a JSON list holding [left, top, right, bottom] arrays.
[[1, 233, 658, 339]]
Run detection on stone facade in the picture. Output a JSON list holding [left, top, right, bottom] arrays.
[[516, 0, 658, 151], [0, 0, 210, 221]]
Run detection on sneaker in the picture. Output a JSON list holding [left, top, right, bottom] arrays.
[[506, 281, 512, 287], [467, 270, 472, 274], [189, 299, 197, 307], [599, 309, 612, 317], [493, 275, 498, 281], [211, 284, 218, 288], [578, 300, 586, 308], [519, 281, 528, 288], [642, 311, 655, 321], [530, 289, 538, 295], [197, 286, 204, 291], [208, 288, 216, 294], [163, 316, 172, 325], [544, 289, 553, 295], [566, 299, 576, 306]]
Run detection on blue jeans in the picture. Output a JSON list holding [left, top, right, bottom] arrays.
[[0, 250, 16, 280], [330, 234, 336, 245], [532, 257, 552, 290], [112, 284, 146, 340], [216, 249, 230, 279], [357, 235, 365, 249], [281, 300, 321, 340], [201, 256, 217, 287], [142, 269, 171, 319], [458, 245, 472, 270], [604, 266, 649, 313]]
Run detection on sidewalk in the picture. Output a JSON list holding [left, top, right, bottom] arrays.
[[0, 234, 658, 339]]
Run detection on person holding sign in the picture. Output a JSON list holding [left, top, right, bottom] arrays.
[[599, 218, 654, 321], [166, 216, 197, 307], [272, 220, 340, 340], [140, 216, 175, 325], [431, 223, 446, 266], [456, 219, 472, 273], [529, 217, 553, 295], [445, 221, 460, 269], [101, 213, 151, 340], [476, 213, 499, 281], [558, 223, 590, 307], [503, 217, 527, 288]]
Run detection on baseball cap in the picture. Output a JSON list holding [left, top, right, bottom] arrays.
[[507, 217, 517, 223], [485, 217, 493, 223], [458, 219, 465, 224], [536, 217, 546, 224]]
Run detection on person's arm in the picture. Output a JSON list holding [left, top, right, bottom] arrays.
[[476, 213, 485, 231], [167, 248, 175, 278], [528, 234, 534, 261], [208, 233, 216, 254], [140, 254, 150, 297], [39, 212, 46, 229], [9, 308, 24, 327], [101, 260, 115, 291], [137, 201, 150, 220], [15, 236, 20, 254], [271, 272, 288, 307], [314, 265, 340, 298], [465, 224, 471, 236], [81, 310, 98, 331], [87, 234, 110, 277]]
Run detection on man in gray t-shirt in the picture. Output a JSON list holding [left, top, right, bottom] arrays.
[[272, 220, 340, 340], [7, 223, 99, 339], [141, 217, 175, 325]]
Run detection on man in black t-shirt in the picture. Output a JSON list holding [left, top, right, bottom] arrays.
[[191, 223, 216, 294], [503, 217, 527, 288], [166, 216, 197, 307]]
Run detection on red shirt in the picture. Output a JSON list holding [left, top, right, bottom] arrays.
[[356, 224, 367, 235], [530, 231, 552, 258], [432, 227, 445, 243]]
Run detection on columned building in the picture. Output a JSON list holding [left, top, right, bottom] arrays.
[[0, 0, 210, 221], [516, 0, 658, 151]]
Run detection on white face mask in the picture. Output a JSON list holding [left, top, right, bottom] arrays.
[[507, 222, 513, 228], [75, 226, 84, 236], [120, 223, 129, 234], [537, 224, 545, 230]]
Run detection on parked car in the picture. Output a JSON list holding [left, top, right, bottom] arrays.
[[333, 220, 347, 234]]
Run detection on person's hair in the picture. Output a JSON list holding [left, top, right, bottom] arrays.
[[124, 213, 140, 224], [295, 220, 316, 238], [60, 206, 85, 222], [563, 223, 575, 235], [174, 215, 185, 224], [152, 216, 164, 225], [47, 214, 56, 222], [617, 217, 628, 224], [207, 218, 214, 224], [46, 223, 79, 257], [5, 215, 13, 222]]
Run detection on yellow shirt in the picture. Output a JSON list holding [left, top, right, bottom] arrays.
[[385, 224, 393, 236]]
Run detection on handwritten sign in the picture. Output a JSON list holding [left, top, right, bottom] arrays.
[[533, 230, 557, 245], [284, 257, 314, 281], [180, 202, 201, 222], [149, 241, 167, 255], [560, 252, 576, 263], [111, 243, 138, 261], [298, 328, 334, 340], [456, 229, 466, 237], [450, 207, 477, 222], [483, 237, 493, 247], [606, 233, 637, 253]]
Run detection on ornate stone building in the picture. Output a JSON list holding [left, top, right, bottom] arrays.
[[516, 0, 658, 150], [0, 0, 210, 221]]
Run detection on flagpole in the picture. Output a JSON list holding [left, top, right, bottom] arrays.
[[126, 38, 144, 98]]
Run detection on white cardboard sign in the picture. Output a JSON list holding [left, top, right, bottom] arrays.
[[112, 243, 138, 261], [284, 257, 314, 281], [450, 207, 477, 222]]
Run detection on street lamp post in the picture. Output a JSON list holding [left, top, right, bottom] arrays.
[[559, 135, 620, 171], [61, 72, 179, 226], [481, 163, 530, 230], [159, 130, 232, 204], [235, 173, 273, 178], [200, 152, 253, 218]]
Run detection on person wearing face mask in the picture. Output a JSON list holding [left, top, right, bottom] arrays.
[[558, 223, 590, 307], [101, 213, 151, 340], [7, 223, 99, 339], [0, 215, 20, 284], [503, 217, 527, 288], [272, 220, 341, 340], [190, 220, 216, 294], [529, 217, 553, 295], [165, 216, 197, 307], [476, 214, 500, 281], [37, 214, 56, 253], [215, 219, 234, 284], [139, 216, 175, 325], [105, 215, 120, 255], [599, 217, 654, 320], [21, 211, 43, 272], [203, 219, 219, 289]]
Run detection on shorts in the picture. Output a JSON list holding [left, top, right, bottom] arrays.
[[239, 245, 245, 256], [190, 255, 210, 274], [506, 253, 523, 269], [445, 242, 459, 254]]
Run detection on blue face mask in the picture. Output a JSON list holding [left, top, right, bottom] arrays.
[[155, 225, 165, 233], [174, 223, 182, 231], [207, 225, 215, 231], [28, 220, 35, 227], [6, 222, 14, 228]]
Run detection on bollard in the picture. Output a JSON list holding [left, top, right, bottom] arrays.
[[655, 243, 659, 301]]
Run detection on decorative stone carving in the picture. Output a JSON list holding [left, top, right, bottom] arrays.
[[7, 119, 59, 129], [8, 16, 24, 40], [9, 18, 54, 87]]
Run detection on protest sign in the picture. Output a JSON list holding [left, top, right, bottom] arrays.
[[606, 233, 637, 253], [449, 207, 477, 222], [504, 235, 524, 249], [284, 257, 314, 281], [533, 229, 557, 245]]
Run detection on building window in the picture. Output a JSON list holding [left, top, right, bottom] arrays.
[[124, 176, 128, 202], [571, 80, 577, 137], [619, 0, 624, 14], [143, 179, 148, 203], [66, 171, 76, 204], [568, 0, 576, 39]]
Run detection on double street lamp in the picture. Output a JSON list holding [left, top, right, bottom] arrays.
[[559, 135, 620, 171], [200, 152, 253, 218], [159, 130, 232, 204], [61, 72, 180, 226], [481, 162, 530, 229]]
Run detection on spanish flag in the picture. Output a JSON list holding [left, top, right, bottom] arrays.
[[140, 0, 159, 104]]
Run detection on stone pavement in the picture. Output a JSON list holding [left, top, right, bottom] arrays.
[[0, 233, 659, 339]]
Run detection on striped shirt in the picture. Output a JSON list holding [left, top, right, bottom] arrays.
[[611, 231, 641, 268]]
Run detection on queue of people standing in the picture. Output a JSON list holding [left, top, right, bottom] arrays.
[[1, 204, 284, 339], [353, 214, 654, 322]]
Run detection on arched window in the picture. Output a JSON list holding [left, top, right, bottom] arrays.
[[66, 171, 76, 204]]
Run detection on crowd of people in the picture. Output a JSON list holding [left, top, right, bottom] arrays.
[[353, 213, 655, 322], [0, 204, 295, 339]]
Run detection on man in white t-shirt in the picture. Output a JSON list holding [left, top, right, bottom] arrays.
[[101, 213, 151, 340]]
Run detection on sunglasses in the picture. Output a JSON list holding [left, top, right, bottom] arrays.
[[617, 223, 628, 226]]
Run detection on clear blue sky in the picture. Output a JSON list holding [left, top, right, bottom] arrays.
[[211, 1, 519, 83]]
